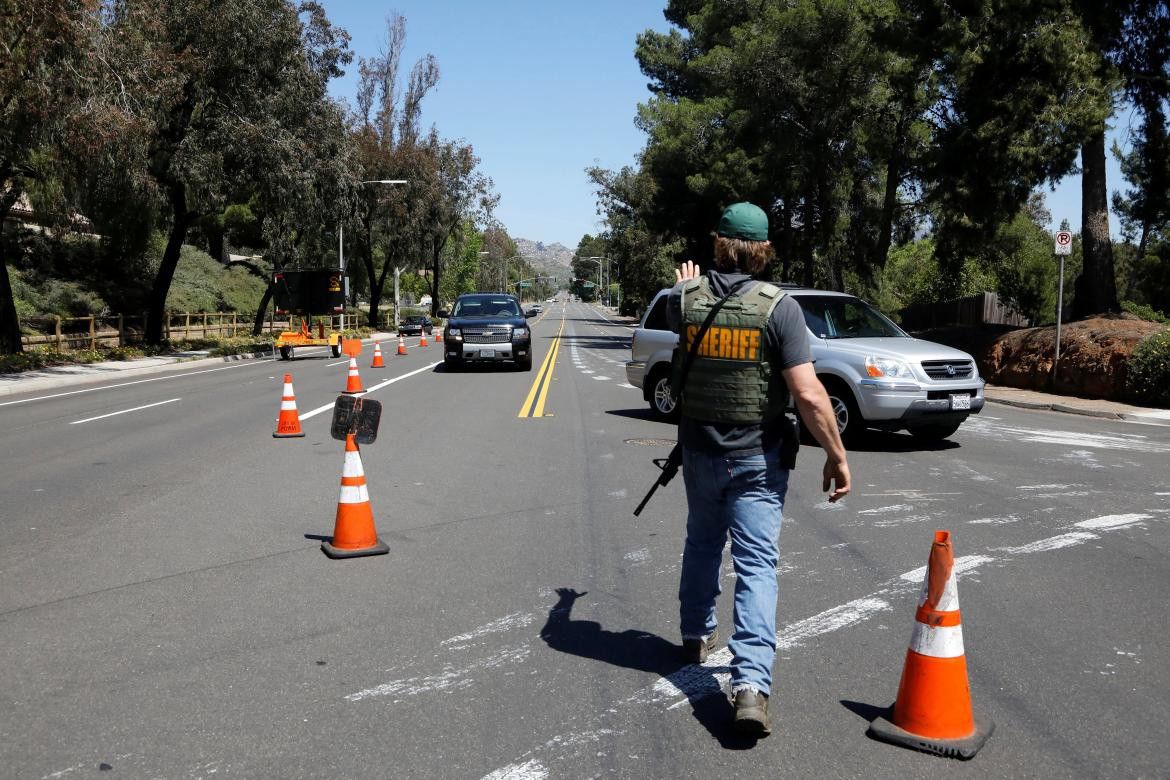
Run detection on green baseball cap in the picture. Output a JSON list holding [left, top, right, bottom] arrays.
[[716, 202, 769, 241]]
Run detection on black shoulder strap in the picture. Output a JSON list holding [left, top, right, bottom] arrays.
[[674, 278, 754, 399]]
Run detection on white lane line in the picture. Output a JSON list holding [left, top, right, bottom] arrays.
[[0, 359, 271, 408], [69, 398, 181, 425], [300, 362, 441, 421], [345, 643, 531, 701], [326, 359, 350, 367], [592, 376, 609, 381]]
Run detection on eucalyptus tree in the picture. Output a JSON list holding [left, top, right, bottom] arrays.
[[94, 0, 350, 344], [417, 132, 497, 317], [0, 2, 91, 353]]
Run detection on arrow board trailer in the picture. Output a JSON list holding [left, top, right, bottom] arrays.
[[273, 269, 349, 360]]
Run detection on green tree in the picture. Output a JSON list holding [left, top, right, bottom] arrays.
[[0, 2, 90, 353], [96, 0, 351, 344]]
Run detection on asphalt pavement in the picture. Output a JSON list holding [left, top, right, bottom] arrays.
[[1, 302, 1167, 778]]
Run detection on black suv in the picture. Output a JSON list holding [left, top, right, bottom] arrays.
[[441, 293, 533, 370], [399, 315, 432, 336]]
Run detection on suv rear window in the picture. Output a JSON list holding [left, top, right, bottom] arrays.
[[643, 294, 670, 330]]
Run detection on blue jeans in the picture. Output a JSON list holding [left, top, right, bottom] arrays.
[[678, 447, 788, 696]]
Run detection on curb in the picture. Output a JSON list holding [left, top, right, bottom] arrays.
[[985, 395, 1170, 426]]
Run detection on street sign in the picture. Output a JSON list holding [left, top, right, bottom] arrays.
[[1054, 231, 1073, 256], [330, 395, 382, 444]]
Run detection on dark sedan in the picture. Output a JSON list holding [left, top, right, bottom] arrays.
[[398, 315, 433, 336]]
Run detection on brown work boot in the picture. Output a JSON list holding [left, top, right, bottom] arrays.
[[732, 688, 771, 736], [680, 629, 718, 664]]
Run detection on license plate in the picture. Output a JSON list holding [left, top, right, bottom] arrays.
[[950, 393, 971, 410], [480, 349, 495, 358]]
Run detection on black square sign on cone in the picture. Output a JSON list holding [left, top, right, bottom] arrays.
[[331, 396, 381, 445]]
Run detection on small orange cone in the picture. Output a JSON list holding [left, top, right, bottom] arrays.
[[397, 335, 408, 356], [868, 531, 993, 759], [419, 331, 428, 347], [272, 373, 305, 438], [342, 357, 364, 394], [371, 341, 386, 368], [435, 329, 442, 343], [322, 434, 388, 558]]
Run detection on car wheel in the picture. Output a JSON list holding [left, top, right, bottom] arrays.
[[443, 355, 461, 372], [279, 346, 293, 360], [648, 367, 680, 422], [821, 378, 864, 446], [330, 342, 342, 358], [908, 421, 962, 441], [517, 354, 532, 371]]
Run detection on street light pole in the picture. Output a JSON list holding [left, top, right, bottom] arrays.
[[584, 256, 612, 306]]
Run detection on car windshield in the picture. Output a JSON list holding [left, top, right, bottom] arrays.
[[406, 316, 425, 324], [794, 295, 907, 339], [452, 296, 521, 317]]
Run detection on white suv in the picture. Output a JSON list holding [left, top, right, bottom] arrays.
[[625, 286, 985, 442]]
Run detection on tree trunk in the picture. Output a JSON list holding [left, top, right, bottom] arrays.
[[252, 281, 274, 336], [1072, 126, 1119, 319], [0, 180, 23, 353], [875, 144, 902, 272], [0, 254, 21, 355], [145, 188, 192, 344]]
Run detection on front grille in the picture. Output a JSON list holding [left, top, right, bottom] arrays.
[[463, 326, 511, 344], [921, 359, 974, 380]]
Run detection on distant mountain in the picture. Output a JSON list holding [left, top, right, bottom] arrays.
[[513, 238, 574, 280]]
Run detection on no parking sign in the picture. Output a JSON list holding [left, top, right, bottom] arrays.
[[1054, 231, 1073, 256]]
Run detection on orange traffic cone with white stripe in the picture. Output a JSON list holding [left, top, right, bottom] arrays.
[[868, 530, 994, 759], [342, 357, 364, 394], [419, 330, 428, 347], [435, 329, 442, 343], [272, 373, 305, 438], [397, 335, 408, 355], [371, 341, 386, 368], [321, 434, 388, 558]]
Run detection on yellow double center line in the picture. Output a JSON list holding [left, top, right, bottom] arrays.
[[518, 317, 565, 418]]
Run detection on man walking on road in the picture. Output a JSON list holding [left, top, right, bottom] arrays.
[[667, 202, 851, 736]]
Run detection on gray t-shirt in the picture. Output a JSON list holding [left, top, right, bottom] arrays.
[[667, 269, 812, 454]]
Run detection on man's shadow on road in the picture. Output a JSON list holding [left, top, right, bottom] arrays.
[[539, 588, 760, 749]]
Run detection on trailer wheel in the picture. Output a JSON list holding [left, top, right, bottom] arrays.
[[330, 342, 342, 358], [279, 346, 293, 360]]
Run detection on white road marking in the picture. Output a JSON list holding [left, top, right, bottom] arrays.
[[592, 376, 609, 381], [440, 613, 537, 647], [69, 398, 180, 425], [997, 532, 1099, 555], [326, 359, 349, 367], [300, 362, 441, 420], [858, 504, 915, 515], [1075, 513, 1151, 530], [900, 554, 996, 583], [345, 644, 531, 702], [482, 760, 548, 780], [619, 383, 636, 389], [0, 359, 268, 408]]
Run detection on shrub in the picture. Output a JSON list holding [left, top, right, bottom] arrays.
[[1122, 300, 1170, 324], [1127, 329, 1170, 405]]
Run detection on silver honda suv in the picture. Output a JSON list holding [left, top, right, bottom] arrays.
[[625, 285, 985, 442]]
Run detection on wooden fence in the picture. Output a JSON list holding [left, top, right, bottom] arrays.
[[898, 292, 1030, 331], [19, 312, 360, 352]]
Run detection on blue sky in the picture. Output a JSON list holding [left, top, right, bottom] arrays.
[[320, 2, 1128, 249]]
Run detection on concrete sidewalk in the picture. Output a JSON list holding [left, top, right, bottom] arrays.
[[3, 331, 1169, 427], [983, 384, 1170, 426], [0, 332, 399, 399]]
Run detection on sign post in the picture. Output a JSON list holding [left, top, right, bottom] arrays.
[[1053, 230, 1073, 369]]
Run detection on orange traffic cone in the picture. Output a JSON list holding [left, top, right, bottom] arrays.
[[272, 373, 305, 438], [397, 335, 408, 356], [419, 330, 428, 347], [371, 341, 386, 368], [342, 357, 364, 394], [868, 531, 993, 759], [321, 434, 389, 558], [435, 329, 442, 343]]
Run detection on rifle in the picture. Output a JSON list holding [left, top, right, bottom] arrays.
[[631, 280, 745, 518], [632, 443, 682, 517]]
